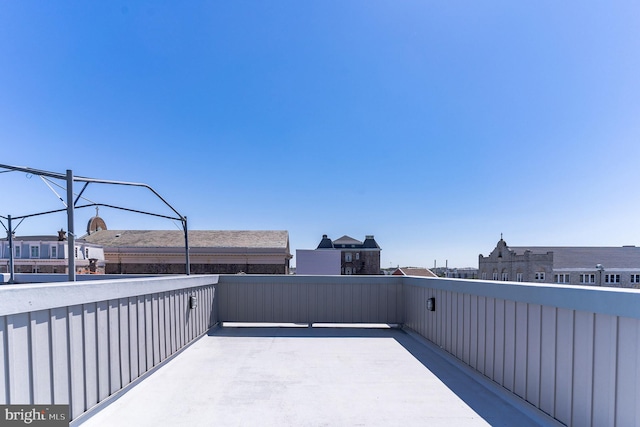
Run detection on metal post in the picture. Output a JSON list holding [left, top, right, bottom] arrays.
[[67, 170, 76, 282], [8, 215, 14, 284], [183, 216, 190, 275]]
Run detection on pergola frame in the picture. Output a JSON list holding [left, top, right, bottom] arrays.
[[0, 164, 189, 283]]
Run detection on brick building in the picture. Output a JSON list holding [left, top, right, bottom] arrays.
[[83, 229, 292, 275], [316, 234, 381, 275]]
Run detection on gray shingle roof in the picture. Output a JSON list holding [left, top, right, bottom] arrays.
[[510, 246, 640, 269], [83, 230, 290, 250], [333, 235, 363, 245]]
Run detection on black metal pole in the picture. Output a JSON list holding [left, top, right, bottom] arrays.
[[183, 216, 190, 275], [67, 170, 76, 282], [8, 215, 14, 284]]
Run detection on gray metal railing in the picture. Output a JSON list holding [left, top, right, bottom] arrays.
[[0, 275, 218, 420]]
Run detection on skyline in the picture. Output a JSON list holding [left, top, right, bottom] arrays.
[[1, 1, 640, 268]]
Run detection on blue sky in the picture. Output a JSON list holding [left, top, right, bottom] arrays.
[[1, 1, 639, 268]]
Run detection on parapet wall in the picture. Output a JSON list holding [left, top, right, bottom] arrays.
[[0, 275, 218, 421], [402, 277, 640, 427]]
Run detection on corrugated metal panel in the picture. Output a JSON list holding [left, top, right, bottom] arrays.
[[616, 317, 640, 426], [68, 305, 84, 419], [401, 277, 640, 427], [592, 313, 616, 426], [97, 303, 109, 400], [0, 316, 6, 403], [525, 304, 541, 407], [216, 277, 403, 324], [555, 308, 573, 425], [51, 307, 69, 404], [31, 310, 52, 404], [539, 305, 556, 416], [514, 301, 527, 399], [7, 313, 31, 403], [82, 303, 98, 409], [0, 276, 217, 422]]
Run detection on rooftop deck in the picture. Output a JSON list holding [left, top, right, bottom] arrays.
[[78, 325, 554, 427], [2, 274, 640, 426]]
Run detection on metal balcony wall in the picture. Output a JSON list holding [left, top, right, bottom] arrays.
[[217, 275, 404, 324], [403, 277, 640, 427], [0, 276, 218, 420]]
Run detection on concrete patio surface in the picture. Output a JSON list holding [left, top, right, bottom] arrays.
[[77, 325, 560, 427]]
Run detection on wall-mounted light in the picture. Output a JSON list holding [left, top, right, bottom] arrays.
[[426, 297, 436, 312], [189, 295, 198, 309]]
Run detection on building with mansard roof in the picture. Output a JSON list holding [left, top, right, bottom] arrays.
[[312, 234, 381, 275]]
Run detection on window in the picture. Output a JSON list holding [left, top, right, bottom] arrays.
[[605, 274, 620, 284], [535, 272, 545, 281], [481, 272, 487, 280], [631, 274, 640, 284], [345, 253, 352, 262], [580, 274, 596, 284], [30, 245, 40, 258], [50, 245, 57, 259], [554, 274, 569, 284], [501, 272, 509, 281], [14, 245, 21, 258], [516, 272, 523, 282], [355, 253, 360, 260], [492, 272, 498, 280]]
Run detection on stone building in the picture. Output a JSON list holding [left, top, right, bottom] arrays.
[[316, 234, 381, 275], [479, 237, 640, 288], [82, 229, 292, 274]]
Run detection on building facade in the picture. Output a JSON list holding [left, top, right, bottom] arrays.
[[479, 238, 640, 288], [0, 231, 106, 274], [82, 229, 292, 275], [315, 234, 381, 275]]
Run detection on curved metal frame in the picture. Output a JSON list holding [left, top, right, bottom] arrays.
[[0, 164, 189, 283]]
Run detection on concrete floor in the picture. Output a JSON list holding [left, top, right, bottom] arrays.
[[78, 325, 560, 427]]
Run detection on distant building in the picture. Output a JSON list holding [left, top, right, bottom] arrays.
[[479, 237, 640, 288], [430, 267, 479, 279], [312, 234, 381, 275], [83, 229, 292, 274], [392, 267, 437, 277], [0, 230, 105, 274], [296, 249, 341, 275]]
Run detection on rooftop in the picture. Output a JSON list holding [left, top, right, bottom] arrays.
[[79, 325, 552, 427], [2, 274, 639, 427]]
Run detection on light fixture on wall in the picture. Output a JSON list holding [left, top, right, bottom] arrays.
[[189, 295, 198, 309], [426, 297, 436, 312]]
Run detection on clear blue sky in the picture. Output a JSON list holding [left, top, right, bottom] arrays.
[[1, 1, 639, 268]]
